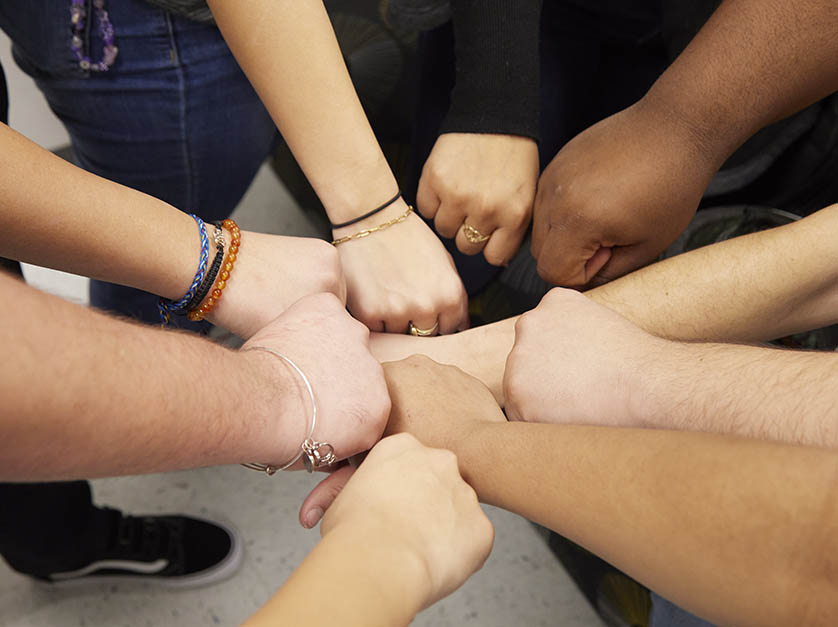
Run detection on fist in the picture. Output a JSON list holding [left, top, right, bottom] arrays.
[[504, 288, 666, 427]]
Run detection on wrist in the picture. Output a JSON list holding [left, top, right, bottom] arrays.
[[322, 521, 431, 616], [634, 92, 734, 172], [331, 196, 413, 238], [630, 339, 696, 429], [235, 348, 312, 467]]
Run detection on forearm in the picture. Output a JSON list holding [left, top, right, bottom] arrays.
[[0, 123, 198, 300], [640, 340, 838, 446], [207, 0, 397, 222], [459, 422, 838, 626], [0, 272, 290, 481], [245, 525, 424, 627], [644, 0, 838, 163], [588, 205, 838, 342]]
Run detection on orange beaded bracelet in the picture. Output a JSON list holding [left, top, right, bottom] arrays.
[[187, 218, 241, 321]]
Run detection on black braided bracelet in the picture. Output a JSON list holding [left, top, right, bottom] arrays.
[[175, 222, 225, 315], [330, 191, 402, 229]]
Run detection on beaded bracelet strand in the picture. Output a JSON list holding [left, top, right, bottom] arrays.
[[70, 0, 119, 73], [158, 214, 210, 325], [188, 219, 241, 322]]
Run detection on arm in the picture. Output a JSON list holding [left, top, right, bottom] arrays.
[[417, 0, 542, 266], [0, 123, 344, 339], [246, 434, 493, 626], [0, 275, 389, 481], [371, 203, 838, 403], [504, 288, 838, 447], [532, 0, 838, 286], [379, 358, 838, 627], [206, 0, 467, 333]]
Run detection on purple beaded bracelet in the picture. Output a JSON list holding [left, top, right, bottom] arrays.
[[70, 0, 118, 72]]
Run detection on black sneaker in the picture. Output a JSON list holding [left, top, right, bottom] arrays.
[[45, 509, 243, 588]]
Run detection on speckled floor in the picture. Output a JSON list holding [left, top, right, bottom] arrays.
[[1, 31, 603, 627]]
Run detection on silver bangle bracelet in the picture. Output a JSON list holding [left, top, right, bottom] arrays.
[[242, 346, 336, 475]]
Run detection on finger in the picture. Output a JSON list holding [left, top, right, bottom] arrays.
[[455, 218, 495, 256], [416, 174, 441, 221], [587, 243, 656, 287], [535, 224, 605, 287], [482, 226, 525, 267], [408, 310, 441, 337], [382, 306, 412, 335], [299, 465, 356, 529], [438, 286, 469, 335], [531, 185, 550, 259], [434, 203, 466, 239]]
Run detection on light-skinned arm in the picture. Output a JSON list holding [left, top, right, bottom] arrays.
[[0, 122, 344, 339], [373, 357, 838, 627], [505, 288, 838, 447], [532, 0, 838, 286], [370, 203, 838, 403], [0, 277, 389, 481], [206, 0, 468, 334], [245, 434, 493, 627]]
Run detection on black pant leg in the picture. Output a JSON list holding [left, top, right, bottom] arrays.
[[0, 481, 112, 577]]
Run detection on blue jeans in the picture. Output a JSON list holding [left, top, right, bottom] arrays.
[[0, 0, 278, 326], [650, 592, 716, 627]]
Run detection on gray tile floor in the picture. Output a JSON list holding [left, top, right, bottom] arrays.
[[1, 33, 603, 627]]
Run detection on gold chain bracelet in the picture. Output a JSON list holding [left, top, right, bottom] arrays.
[[331, 206, 414, 246]]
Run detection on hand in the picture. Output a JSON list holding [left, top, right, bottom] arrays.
[[334, 198, 468, 335], [319, 433, 494, 609], [210, 231, 345, 339], [418, 133, 539, 266], [532, 102, 717, 287], [241, 292, 390, 468], [298, 355, 504, 527], [503, 288, 667, 427]]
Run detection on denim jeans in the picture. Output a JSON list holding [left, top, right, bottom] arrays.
[[0, 0, 279, 325]]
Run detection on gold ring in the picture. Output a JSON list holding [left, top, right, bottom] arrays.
[[463, 223, 491, 244], [408, 321, 439, 336]]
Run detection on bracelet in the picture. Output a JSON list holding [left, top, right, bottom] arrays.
[[187, 219, 241, 322], [158, 214, 210, 325], [331, 206, 414, 246], [241, 346, 336, 474], [175, 223, 225, 315], [329, 191, 402, 229]]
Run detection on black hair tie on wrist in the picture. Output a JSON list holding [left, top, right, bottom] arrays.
[[330, 191, 402, 229]]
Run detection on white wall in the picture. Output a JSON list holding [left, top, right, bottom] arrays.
[[1, 30, 70, 149]]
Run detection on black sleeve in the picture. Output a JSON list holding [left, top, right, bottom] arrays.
[[439, 0, 543, 141]]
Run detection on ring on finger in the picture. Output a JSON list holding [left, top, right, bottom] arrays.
[[408, 320, 439, 336], [463, 222, 491, 244]]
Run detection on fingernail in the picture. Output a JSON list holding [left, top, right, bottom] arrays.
[[303, 507, 324, 529]]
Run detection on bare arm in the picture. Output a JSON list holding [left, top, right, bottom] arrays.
[[0, 275, 389, 481], [381, 358, 838, 627], [648, 0, 838, 163], [371, 204, 838, 402], [0, 123, 345, 339], [206, 0, 468, 335], [0, 271, 286, 480]]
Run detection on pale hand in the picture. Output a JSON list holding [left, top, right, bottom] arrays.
[[532, 101, 717, 287], [503, 288, 666, 427], [418, 133, 539, 266], [319, 433, 494, 609], [241, 293, 390, 468], [210, 231, 345, 339], [335, 199, 468, 335]]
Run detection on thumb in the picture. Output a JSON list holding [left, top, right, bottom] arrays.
[[535, 224, 608, 287], [588, 242, 661, 286], [298, 465, 355, 530]]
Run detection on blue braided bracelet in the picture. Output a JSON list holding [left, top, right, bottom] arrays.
[[158, 214, 210, 325]]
